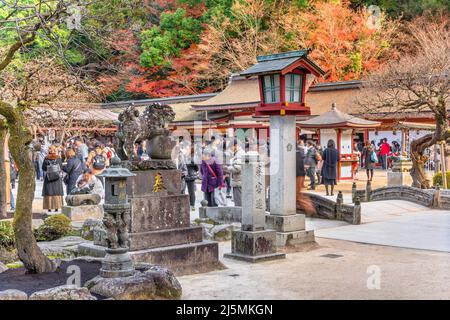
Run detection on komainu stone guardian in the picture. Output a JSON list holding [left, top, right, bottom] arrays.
[[62, 186, 103, 222]]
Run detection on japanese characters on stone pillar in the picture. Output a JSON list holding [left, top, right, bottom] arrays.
[[224, 153, 285, 263], [241, 153, 266, 231]]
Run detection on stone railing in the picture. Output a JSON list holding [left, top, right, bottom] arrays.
[[301, 191, 361, 225], [370, 186, 435, 207], [350, 182, 450, 210]]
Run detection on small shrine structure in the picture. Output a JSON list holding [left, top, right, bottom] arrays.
[[298, 103, 380, 180]]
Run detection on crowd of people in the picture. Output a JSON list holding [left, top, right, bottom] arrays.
[[355, 138, 402, 181], [173, 136, 257, 210], [32, 138, 114, 212], [296, 139, 339, 197], [8, 133, 407, 215]]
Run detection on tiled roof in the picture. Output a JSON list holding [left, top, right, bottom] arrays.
[[298, 103, 381, 128], [240, 50, 309, 76], [101, 93, 217, 109], [191, 75, 260, 110]]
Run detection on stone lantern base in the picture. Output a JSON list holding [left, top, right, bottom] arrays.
[[224, 230, 286, 263], [100, 248, 135, 278]]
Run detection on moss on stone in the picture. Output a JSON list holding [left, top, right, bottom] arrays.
[[194, 218, 219, 226], [6, 261, 23, 269]]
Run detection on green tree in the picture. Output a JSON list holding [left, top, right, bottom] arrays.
[[139, 8, 202, 68]]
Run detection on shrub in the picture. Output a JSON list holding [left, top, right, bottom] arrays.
[[34, 214, 72, 241], [0, 221, 15, 250], [432, 172, 450, 189]]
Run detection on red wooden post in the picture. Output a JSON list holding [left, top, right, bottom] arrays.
[[337, 129, 342, 181]]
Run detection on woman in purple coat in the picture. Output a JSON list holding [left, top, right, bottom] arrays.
[[200, 149, 223, 207]]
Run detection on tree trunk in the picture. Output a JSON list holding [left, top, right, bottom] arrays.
[[410, 134, 435, 188], [410, 98, 449, 189], [0, 101, 56, 273], [0, 125, 7, 218]]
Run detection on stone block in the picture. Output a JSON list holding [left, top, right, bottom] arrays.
[[130, 241, 222, 276], [387, 171, 413, 187], [62, 205, 103, 222], [129, 194, 190, 233], [275, 229, 315, 247], [127, 169, 182, 197], [77, 242, 106, 258], [199, 206, 242, 223], [226, 230, 283, 258], [266, 213, 305, 232], [129, 226, 203, 251]]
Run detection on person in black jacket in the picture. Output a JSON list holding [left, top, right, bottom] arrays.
[[322, 139, 339, 196], [63, 148, 84, 195], [42, 145, 64, 212], [296, 144, 306, 203]]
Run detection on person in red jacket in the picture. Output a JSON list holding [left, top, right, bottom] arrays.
[[379, 138, 391, 170]]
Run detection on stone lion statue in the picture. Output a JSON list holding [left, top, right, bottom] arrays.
[[115, 103, 175, 161]]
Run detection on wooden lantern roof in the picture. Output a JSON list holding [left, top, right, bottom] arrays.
[[298, 103, 381, 129], [240, 50, 326, 77]]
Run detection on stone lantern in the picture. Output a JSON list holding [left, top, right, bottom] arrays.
[[97, 156, 136, 278], [240, 50, 325, 248]]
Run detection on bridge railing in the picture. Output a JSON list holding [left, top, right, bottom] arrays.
[[350, 182, 450, 209], [301, 191, 361, 225]]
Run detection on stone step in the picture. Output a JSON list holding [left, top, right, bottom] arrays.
[[130, 240, 222, 276], [129, 226, 203, 251]]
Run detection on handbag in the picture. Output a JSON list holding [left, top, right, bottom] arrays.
[[370, 151, 378, 163], [206, 163, 220, 188]]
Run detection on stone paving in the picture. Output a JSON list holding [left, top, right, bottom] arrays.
[[11, 170, 450, 299], [179, 238, 450, 299]]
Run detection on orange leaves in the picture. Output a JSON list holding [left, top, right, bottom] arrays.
[[282, 0, 399, 82]]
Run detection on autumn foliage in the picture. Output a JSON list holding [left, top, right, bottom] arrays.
[[93, 0, 442, 100]]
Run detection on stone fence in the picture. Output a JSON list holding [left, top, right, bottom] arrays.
[[351, 182, 450, 210], [300, 192, 361, 225]]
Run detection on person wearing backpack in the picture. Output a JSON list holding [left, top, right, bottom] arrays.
[[363, 140, 377, 181], [42, 145, 64, 212], [86, 143, 109, 176]]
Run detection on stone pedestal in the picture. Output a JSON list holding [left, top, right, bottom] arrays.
[[267, 116, 315, 247], [388, 171, 413, 187], [126, 164, 220, 275], [62, 205, 103, 222], [224, 154, 285, 262], [100, 248, 135, 278]]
